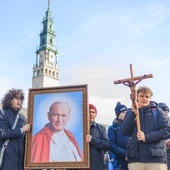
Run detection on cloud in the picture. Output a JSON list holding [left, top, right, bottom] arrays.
[[89, 95, 128, 125], [117, 2, 169, 34]]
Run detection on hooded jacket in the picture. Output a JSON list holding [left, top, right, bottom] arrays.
[[108, 118, 129, 168]]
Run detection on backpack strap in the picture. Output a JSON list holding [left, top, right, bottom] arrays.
[[0, 110, 20, 167], [110, 122, 121, 142], [152, 108, 159, 129]]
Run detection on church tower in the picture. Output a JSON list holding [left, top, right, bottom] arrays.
[[32, 0, 60, 88]]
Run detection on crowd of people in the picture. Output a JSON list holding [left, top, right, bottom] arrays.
[[105, 86, 170, 170], [0, 85, 170, 170]]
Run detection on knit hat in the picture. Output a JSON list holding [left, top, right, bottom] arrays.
[[115, 102, 127, 117], [158, 103, 169, 112], [89, 104, 97, 113]]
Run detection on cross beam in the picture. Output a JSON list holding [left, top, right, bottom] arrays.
[[114, 74, 153, 85], [114, 64, 153, 131]]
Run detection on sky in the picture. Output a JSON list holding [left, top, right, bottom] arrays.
[[0, 0, 170, 125]]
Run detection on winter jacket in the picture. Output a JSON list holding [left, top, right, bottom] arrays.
[[108, 119, 129, 168], [121, 106, 170, 164], [0, 108, 26, 170], [89, 121, 110, 170]]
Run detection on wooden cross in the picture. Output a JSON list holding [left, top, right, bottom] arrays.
[[114, 64, 153, 132]]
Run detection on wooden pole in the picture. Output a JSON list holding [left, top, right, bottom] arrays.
[[129, 64, 141, 131]]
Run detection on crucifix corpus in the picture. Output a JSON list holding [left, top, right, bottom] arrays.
[[114, 64, 153, 132]]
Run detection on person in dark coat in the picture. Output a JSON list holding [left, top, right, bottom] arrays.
[[0, 88, 30, 170], [85, 104, 110, 170], [158, 102, 170, 170], [121, 86, 170, 170], [108, 102, 129, 170]]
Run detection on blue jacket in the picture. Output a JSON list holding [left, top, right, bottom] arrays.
[[108, 119, 129, 168], [121, 106, 170, 164], [0, 108, 26, 170], [89, 121, 110, 170]]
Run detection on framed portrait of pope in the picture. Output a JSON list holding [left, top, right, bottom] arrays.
[[24, 84, 90, 169]]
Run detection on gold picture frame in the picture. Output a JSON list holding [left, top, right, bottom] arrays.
[[24, 84, 90, 169]]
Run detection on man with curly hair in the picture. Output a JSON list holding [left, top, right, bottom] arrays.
[[0, 88, 30, 170]]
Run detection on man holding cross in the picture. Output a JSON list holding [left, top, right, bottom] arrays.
[[121, 86, 170, 170]]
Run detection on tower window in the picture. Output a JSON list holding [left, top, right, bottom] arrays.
[[50, 39, 52, 44], [42, 38, 45, 44], [34, 71, 36, 77], [56, 73, 58, 79], [44, 24, 46, 30]]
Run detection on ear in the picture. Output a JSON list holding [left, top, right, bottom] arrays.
[[47, 112, 51, 121]]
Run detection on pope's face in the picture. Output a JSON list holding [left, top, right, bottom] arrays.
[[48, 103, 71, 132]]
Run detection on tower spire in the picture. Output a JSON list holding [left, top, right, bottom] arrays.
[[48, 0, 50, 8], [32, 0, 60, 88]]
